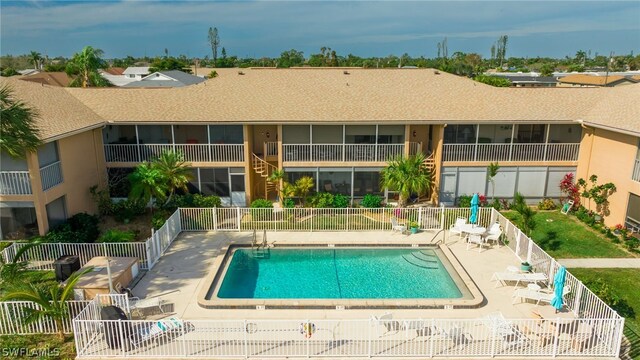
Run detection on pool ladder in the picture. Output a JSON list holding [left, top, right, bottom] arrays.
[[252, 229, 270, 258]]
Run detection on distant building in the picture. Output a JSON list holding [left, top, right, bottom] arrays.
[[492, 74, 558, 88], [20, 72, 70, 87], [122, 66, 150, 80], [122, 70, 206, 88], [99, 67, 135, 87], [17, 69, 40, 76], [557, 74, 637, 87]]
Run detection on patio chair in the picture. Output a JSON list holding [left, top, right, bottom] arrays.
[[443, 325, 473, 348], [448, 217, 466, 240], [129, 317, 189, 349], [491, 271, 548, 288], [484, 224, 503, 248], [371, 312, 400, 336], [390, 217, 407, 234], [481, 312, 531, 351], [129, 296, 165, 318], [466, 233, 488, 252], [512, 285, 571, 305]]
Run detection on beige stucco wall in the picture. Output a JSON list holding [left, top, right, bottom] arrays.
[[32, 129, 107, 234], [576, 127, 640, 227]]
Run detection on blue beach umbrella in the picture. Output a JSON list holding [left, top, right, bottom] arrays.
[[550, 266, 567, 312], [469, 193, 480, 224]]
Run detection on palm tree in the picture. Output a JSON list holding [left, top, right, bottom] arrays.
[[128, 162, 168, 212], [294, 176, 315, 206], [0, 85, 43, 159], [486, 162, 500, 201], [154, 150, 193, 204], [0, 241, 40, 287], [65, 46, 111, 88], [29, 51, 42, 70], [380, 153, 432, 207], [2, 268, 92, 339]]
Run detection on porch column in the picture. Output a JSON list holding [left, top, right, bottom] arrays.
[[404, 125, 411, 157], [243, 125, 253, 205], [430, 125, 445, 204], [26, 151, 48, 235]]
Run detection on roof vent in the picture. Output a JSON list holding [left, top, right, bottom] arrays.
[[434, 70, 441, 75], [238, 71, 245, 75], [343, 70, 350, 75]]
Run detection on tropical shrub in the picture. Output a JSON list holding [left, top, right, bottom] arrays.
[[90, 185, 113, 216], [250, 199, 273, 208], [625, 237, 640, 251], [473, 74, 511, 87], [582, 277, 635, 318], [559, 173, 580, 210], [112, 198, 146, 223], [513, 192, 536, 236], [97, 229, 136, 243], [308, 192, 334, 208], [283, 198, 295, 208], [457, 195, 472, 208], [361, 194, 382, 208], [499, 199, 511, 210], [163, 193, 222, 210], [537, 198, 557, 210], [151, 210, 172, 230], [577, 175, 616, 218], [490, 198, 502, 210], [380, 153, 432, 207], [333, 194, 350, 208]]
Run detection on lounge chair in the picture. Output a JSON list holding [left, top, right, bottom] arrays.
[[371, 312, 400, 336], [444, 325, 472, 347], [512, 285, 571, 305], [466, 233, 488, 252], [390, 217, 406, 234], [491, 271, 548, 288], [484, 223, 503, 248], [129, 317, 188, 348], [129, 296, 165, 318], [448, 217, 466, 240], [481, 312, 530, 351]]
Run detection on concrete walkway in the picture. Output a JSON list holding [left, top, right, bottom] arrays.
[[558, 258, 640, 268]]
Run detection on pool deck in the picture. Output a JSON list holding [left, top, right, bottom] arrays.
[[131, 230, 560, 321]]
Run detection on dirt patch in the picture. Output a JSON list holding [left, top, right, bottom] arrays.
[[98, 213, 153, 241]]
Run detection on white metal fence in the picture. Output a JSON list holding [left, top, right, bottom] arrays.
[[103, 144, 245, 163], [40, 160, 64, 191], [442, 143, 580, 162], [282, 144, 406, 162], [0, 170, 32, 195], [0, 300, 89, 335], [73, 314, 623, 358], [179, 207, 493, 232]]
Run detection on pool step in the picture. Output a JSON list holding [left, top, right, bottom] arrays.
[[411, 252, 438, 263], [402, 255, 439, 269]]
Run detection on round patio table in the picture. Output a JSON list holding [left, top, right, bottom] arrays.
[[459, 224, 487, 235]]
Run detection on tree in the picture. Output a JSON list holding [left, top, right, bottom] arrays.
[[539, 63, 555, 77], [2, 267, 92, 339], [277, 49, 305, 68], [29, 51, 42, 70], [473, 75, 511, 87], [0, 85, 43, 159], [293, 176, 315, 206], [496, 35, 508, 68], [208, 27, 220, 66], [513, 192, 536, 236], [65, 46, 111, 88], [380, 153, 432, 207], [148, 57, 190, 73], [154, 150, 193, 204], [486, 162, 500, 201], [128, 162, 168, 212], [0, 241, 40, 287]]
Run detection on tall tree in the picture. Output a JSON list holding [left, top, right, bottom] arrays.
[[29, 51, 42, 70], [154, 150, 193, 204], [380, 153, 432, 207], [278, 49, 305, 68], [486, 162, 500, 201], [128, 162, 168, 212], [65, 46, 111, 88], [0, 85, 42, 159], [2, 268, 92, 339], [208, 27, 220, 66]]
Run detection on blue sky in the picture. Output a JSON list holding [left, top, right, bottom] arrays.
[[1, 1, 639, 59]]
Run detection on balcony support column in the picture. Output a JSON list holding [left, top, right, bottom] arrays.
[[508, 125, 515, 161], [404, 126, 411, 158], [26, 151, 48, 236], [543, 125, 550, 161]]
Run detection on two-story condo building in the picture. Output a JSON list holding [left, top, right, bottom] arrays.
[[1, 68, 638, 239]]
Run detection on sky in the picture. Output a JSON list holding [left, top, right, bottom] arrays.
[[1, 1, 639, 59]]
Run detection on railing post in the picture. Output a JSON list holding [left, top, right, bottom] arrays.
[[236, 207, 241, 232], [526, 237, 533, 263], [243, 320, 249, 359], [368, 318, 373, 358], [440, 204, 445, 231], [306, 319, 310, 358], [572, 285, 582, 316], [118, 320, 126, 357], [552, 318, 561, 357], [418, 207, 423, 230]]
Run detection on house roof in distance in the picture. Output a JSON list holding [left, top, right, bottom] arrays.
[[123, 66, 150, 75], [102, 67, 125, 76], [558, 74, 634, 86], [20, 72, 70, 87], [122, 70, 206, 88]]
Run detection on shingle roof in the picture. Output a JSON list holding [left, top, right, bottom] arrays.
[[123, 70, 205, 87], [123, 67, 150, 75], [558, 74, 632, 86], [20, 72, 70, 87], [102, 67, 125, 75], [3, 68, 640, 139], [0, 77, 103, 141]]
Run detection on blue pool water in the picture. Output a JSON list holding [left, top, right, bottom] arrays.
[[216, 247, 464, 299]]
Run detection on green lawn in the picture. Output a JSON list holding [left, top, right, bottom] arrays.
[[570, 268, 640, 359], [502, 210, 632, 258], [0, 270, 56, 297]]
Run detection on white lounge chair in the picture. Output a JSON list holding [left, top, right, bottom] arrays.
[[448, 217, 466, 240], [512, 285, 571, 305], [129, 317, 186, 348], [491, 271, 548, 288], [371, 312, 400, 336], [481, 312, 530, 350], [466, 233, 488, 252], [484, 223, 503, 248], [390, 217, 406, 234]]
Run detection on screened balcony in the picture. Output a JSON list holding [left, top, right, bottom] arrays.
[[103, 125, 245, 163], [442, 124, 581, 162]]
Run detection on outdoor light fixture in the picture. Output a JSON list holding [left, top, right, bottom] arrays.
[[412, 130, 417, 137], [266, 131, 270, 138]]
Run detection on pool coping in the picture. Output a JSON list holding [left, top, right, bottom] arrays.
[[197, 243, 485, 309]]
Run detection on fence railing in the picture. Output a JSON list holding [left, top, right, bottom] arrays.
[[442, 143, 580, 162], [39, 161, 64, 191], [0, 171, 32, 195], [632, 159, 640, 182], [265, 141, 278, 157], [282, 144, 405, 162], [0, 209, 183, 272], [0, 300, 90, 335], [179, 207, 494, 232], [73, 316, 623, 358], [103, 144, 245, 163]]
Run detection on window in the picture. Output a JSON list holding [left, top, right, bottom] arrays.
[[107, 168, 134, 197], [38, 141, 59, 167], [46, 196, 67, 228], [377, 125, 404, 144], [345, 125, 376, 144], [443, 125, 476, 144], [200, 168, 230, 197], [209, 125, 243, 144], [353, 171, 382, 196], [282, 125, 310, 144], [1, 203, 38, 240], [137, 125, 172, 144], [516, 124, 546, 143]]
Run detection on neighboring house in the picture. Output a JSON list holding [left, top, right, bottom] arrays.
[[99, 67, 136, 87], [123, 70, 206, 88], [1, 68, 639, 238], [557, 74, 637, 87], [17, 69, 40, 76], [122, 66, 150, 80], [492, 75, 558, 87], [20, 72, 70, 87]]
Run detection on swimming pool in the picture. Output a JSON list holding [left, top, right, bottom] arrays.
[[201, 245, 482, 308], [217, 247, 462, 299]]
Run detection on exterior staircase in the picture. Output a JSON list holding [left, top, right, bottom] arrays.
[[422, 151, 436, 172], [251, 153, 278, 199]]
